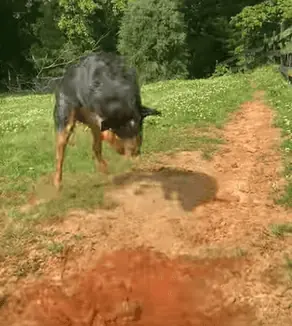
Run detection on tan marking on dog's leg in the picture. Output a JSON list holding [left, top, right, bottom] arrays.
[[89, 124, 108, 173], [68, 128, 76, 146], [123, 136, 141, 157], [77, 108, 107, 172], [53, 111, 76, 190]]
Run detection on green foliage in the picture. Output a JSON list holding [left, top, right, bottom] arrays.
[[211, 63, 232, 78], [29, 0, 72, 78], [57, 0, 120, 52], [19, 0, 122, 84], [182, 0, 259, 78], [58, 0, 97, 48], [118, 0, 189, 83], [278, 0, 292, 20], [230, 0, 292, 70], [0, 0, 39, 89], [183, 0, 228, 78], [111, 0, 129, 15], [1, 0, 292, 88]]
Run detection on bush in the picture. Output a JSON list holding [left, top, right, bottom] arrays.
[[118, 0, 189, 84]]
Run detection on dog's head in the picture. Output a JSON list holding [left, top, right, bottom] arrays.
[[102, 106, 162, 157]]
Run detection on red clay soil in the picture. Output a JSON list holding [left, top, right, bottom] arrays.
[[1, 249, 256, 326], [1, 91, 292, 325]]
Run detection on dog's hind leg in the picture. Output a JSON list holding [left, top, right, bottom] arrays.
[[53, 107, 76, 190], [89, 123, 108, 174]]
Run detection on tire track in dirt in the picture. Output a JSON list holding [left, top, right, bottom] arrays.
[[1, 91, 292, 325]]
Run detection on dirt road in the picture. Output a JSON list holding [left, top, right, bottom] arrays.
[[1, 91, 292, 325]]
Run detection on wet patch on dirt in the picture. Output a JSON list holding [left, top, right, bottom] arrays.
[[0, 248, 257, 326]]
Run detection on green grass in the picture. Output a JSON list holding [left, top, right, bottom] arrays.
[[284, 254, 292, 282], [270, 223, 292, 237], [0, 73, 253, 260], [47, 241, 65, 255], [0, 74, 252, 215], [250, 65, 292, 207]]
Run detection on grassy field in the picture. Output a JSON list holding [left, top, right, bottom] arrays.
[[0, 74, 252, 219], [2, 66, 292, 262]]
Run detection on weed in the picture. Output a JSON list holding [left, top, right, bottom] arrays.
[[72, 233, 84, 241], [270, 223, 292, 237], [234, 247, 247, 257], [284, 254, 292, 281], [0, 221, 39, 258], [13, 257, 42, 278], [47, 241, 65, 255]]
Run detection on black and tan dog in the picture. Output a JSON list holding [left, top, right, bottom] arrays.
[[53, 52, 161, 190]]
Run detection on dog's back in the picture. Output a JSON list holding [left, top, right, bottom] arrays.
[[56, 52, 141, 124]]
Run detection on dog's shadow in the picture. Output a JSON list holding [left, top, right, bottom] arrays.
[[112, 167, 218, 211]]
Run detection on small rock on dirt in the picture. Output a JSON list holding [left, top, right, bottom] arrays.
[[224, 296, 237, 306], [0, 289, 6, 308], [114, 299, 142, 322], [245, 146, 257, 153]]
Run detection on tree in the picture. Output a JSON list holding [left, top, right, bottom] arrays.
[[0, 0, 40, 90], [29, 0, 121, 89], [30, 0, 69, 78], [229, 0, 292, 70], [182, 0, 262, 78], [118, 0, 189, 83], [58, 0, 120, 52]]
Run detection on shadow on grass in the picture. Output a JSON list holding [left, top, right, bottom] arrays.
[[112, 166, 218, 211], [20, 173, 118, 221], [1, 126, 222, 223]]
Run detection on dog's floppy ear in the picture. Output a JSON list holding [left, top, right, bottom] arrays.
[[141, 106, 162, 118], [100, 120, 110, 132]]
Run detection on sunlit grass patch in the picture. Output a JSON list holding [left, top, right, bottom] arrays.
[[0, 73, 252, 221]]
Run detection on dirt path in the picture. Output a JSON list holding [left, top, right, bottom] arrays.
[[2, 91, 292, 325]]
